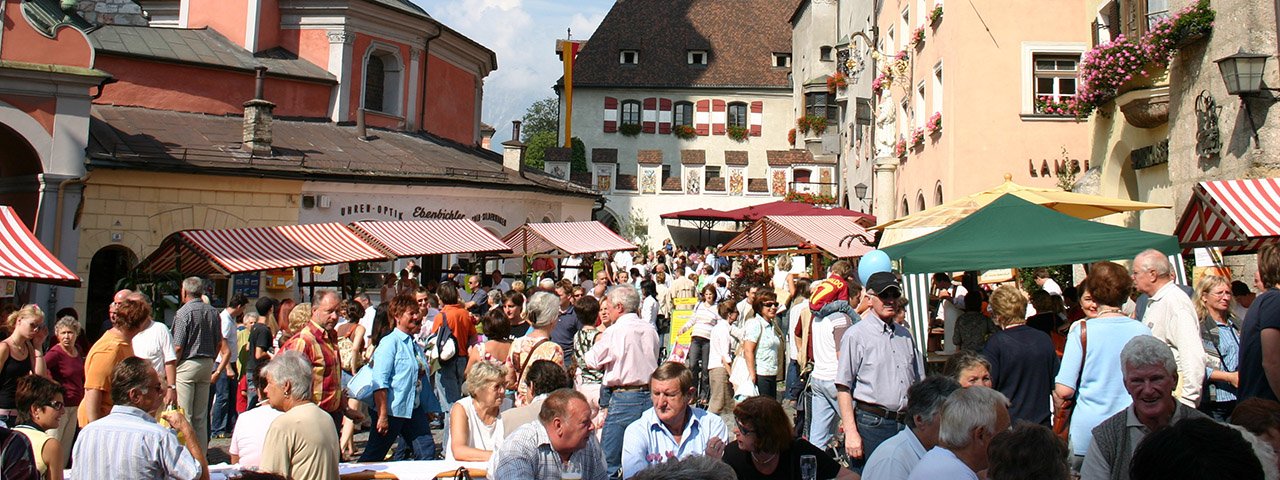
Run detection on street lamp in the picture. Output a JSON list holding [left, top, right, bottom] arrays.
[[1215, 49, 1271, 96], [853, 183, 869, 200]]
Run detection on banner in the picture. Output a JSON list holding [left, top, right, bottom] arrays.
[[668, 297, 699, 349]]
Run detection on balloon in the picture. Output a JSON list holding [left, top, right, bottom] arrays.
[[858, 250, 892, 285]]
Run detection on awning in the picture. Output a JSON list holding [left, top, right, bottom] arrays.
[[349, 219, 512, 257], [1176, 178, 1280, 255], [659, 208, 736, 222], [719, 200, 877, 227], [720, 215, 875, 258], [0, 206, 80, 287], [137, 223, 388, 276], [502, 221, 637, 256]]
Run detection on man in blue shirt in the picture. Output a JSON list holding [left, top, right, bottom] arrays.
[[621, 362, 729, 478]]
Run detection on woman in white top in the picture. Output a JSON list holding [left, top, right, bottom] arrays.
[[678, 285, 721, 404], [639, 279, 660, 330], [772, 255, 796, 308], [230, 365, 285, 468], [14, 374, 63, 480], [447, 360, 511, 461]]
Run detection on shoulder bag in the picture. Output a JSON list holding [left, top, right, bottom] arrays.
[[1052, 320, 1086, 442]]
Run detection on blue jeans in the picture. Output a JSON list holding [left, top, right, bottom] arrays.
[[210, 371, 236, 436], [785, 360, 804, 401], [437, 356, 466, 405], [601, 390, 652, 478], [686, 337, 711, 402], [850, 409, 905, 473], [806, 378, 840, 451], [359, 405, 436, 462]]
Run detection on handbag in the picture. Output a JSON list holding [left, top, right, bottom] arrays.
[[1052, 320, 1086, 441], [346, 363, 376, 402]]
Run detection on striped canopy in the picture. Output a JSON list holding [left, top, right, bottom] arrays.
[[0, 206, 80, 286], [502, 221, 636, 256], [349, 219, 511, 257], [1176, 178, 1280, 255], [137, 223, 387, 276]]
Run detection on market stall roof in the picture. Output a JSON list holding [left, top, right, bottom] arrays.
[[348, 220, 511, 257], [658, 207, 737, 222], [137, 223, 387, 276], [720, 215, 875, 258], [720, 200, 877, 227], [1176, 178, 1280, 255], [874, 175, 1168, 247], [881, 194, 1181, 274], [0, 206, 80, 287], [502, 221, 637, 256]]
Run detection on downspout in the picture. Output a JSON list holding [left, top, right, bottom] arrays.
[[418, 27, 444, 132], [53, 174, 89, 261]]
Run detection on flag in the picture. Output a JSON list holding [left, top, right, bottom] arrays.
[[560, 40, 583, 147]]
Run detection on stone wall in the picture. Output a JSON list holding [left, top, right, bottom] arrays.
[[77, 0, 148, 26]]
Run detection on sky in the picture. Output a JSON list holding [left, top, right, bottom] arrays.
[[411, 0, 615, 150]]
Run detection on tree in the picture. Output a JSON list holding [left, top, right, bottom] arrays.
[[570, 137, 587, 173], [523, 131, 557, 169], [521, 97, 559, 141]]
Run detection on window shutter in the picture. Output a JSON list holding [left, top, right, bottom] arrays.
[[1106, 2, 1122, 41], [711, 99, 726, 135], [695, 100, 710, 135], [604, 97, 618, 133], [642, 97, 657, 133], [749, 101, 763, 136], [658, 98, 673, 134]]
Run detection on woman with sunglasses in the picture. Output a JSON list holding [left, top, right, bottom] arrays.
[[724, 396, 855, 479], [13, 374, 65, 480], [1, 305, 48, 426], [743, 291, 783, 399]]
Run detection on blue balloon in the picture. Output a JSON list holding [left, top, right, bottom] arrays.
[[858, 250, 892, 285]]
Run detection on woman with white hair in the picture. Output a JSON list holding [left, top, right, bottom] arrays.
[[505, 292, 564, 406], [259, 350, 340, 480], [446, 361, 511, 461]]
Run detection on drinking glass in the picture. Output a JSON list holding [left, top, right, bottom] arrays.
[[800, 454, 817, 480]]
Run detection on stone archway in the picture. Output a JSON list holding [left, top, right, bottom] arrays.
[[0, 121, 44, 228], [593, 207, 620, 233], [86, 245, 138, 342]]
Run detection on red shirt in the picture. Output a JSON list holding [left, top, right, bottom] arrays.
[[809, 274, 851, 310], [282, 321, 342, 412], [44, 344, 85, 406]]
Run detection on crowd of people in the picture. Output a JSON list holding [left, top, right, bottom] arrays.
[[0, 241, 1279, 480]]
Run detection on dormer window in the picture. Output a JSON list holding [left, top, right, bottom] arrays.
[[620, 50, 639, 65], [820, 46, 834, 61], [772, 53, 791, 68], [688, 50, 708, 65]]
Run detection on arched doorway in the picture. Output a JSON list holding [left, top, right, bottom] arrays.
[[0, 122, 43, 229], [86, 245, 138, 342], [593, 207, 620, 233]]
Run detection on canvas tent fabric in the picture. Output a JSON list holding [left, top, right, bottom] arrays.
[[502, 221, 637, 256], [720, 215, 874, 258], [349, 219, 511, 257], [0, 206, 80, 286], [1176, 178, 1280, 255], [137, 223, 387, 276], [719, 200, 876, 227]]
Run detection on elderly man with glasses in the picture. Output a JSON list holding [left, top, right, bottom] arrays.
[[836, 272, 925, 474]]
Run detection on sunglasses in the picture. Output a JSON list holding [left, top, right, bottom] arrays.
[[876, 290, 903, 301], [762, 302, 779, 308], [44, 400, 64, 410], [735, 422, 755, 436]]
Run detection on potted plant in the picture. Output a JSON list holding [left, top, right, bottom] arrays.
[[796, 116, 812, 135], [673, 124, 697, 140], [911, 127, 925, 146], [727, 125, 749, 142], [872, 72, 891, 94], [619, 123, 642, 136], [894, 137, 908, 157], [929, 5, 943, 25], [911, 26, 926, 48], [926, 112, 942, 135], [788, 128, 797, 146], [805, 115, 828, 135], [1034, 96, 1075, 117], [827, 71, 848, 93]]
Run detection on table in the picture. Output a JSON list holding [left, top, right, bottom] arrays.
[[206, 461, 489, 479]]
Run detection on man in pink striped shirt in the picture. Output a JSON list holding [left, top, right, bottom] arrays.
[[584, 284, 660, 478]]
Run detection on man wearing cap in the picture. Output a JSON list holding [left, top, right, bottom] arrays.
[[836, 272, 924, 474]]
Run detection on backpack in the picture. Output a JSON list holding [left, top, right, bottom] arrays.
[[424, 310, 458, 372]]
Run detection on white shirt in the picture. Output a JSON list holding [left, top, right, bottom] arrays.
[[864, 427, 928, 480], [1042, 278, 1064, 296], [494, 279, 512, 293], [359, 305, 377, 341], [640, 296, 659, 329], [811, 312, 849, 381], [1141, 281, 1207, 406], [613, 251, 633, 273], [906, 447, 978, 480], [229, 405, 285, 469], [132, 321, 177, 380], [787, 299, 810, 361], [708, 320, 733, 368], [217, 309, 237, 365], [561, 256, 583, 281]]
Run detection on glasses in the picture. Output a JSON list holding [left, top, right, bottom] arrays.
[[44, 400, 64, 410], [735, 422, 755, 436], [762, 302, 779, 308], [876, 291, 903, 301], [1208, 291, 1234, 298]]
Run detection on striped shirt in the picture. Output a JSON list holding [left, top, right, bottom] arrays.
[[70, 405, 201, 480], [172, 299, 221, 360], [282, 320, 343, 412], [490, 421, 608, 480]]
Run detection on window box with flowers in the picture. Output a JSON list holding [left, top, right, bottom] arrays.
[[872, 72, 891, 94], [827, 71, 848, 93], [1034, 96, 1075, 117], [911, 127, 925, 148], [784, 192, 839, 205], [910, 26, 926, 49], [797, 115, 828, 136], [788, 128, 797, 146], [894, 137, 908, 158], [673, 124, 697, 140], [926, 112, 942, 135], [619, 123, 642, 136], [929, 5, 943, 26], [727, 125, 749, 142]]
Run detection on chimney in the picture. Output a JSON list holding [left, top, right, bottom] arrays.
[[480, 123, 496, 150], [501, 120, 525, 171], [242, 66, 275, 157]]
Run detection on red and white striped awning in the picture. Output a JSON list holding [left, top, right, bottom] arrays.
[[721, 215, 875, 258], [502, 221, 637, 256], [137, 223, 388, 276], [349, 220, 511, 257], [1176, 178, 1280, 255], [0, 206, 80, 286]]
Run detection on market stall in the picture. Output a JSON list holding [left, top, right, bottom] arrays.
[[501, 221, 636, 256], [0, 205, 80, 287], [719, 215, 874, 260], [1176, 177, 1280, 255], [136, 223, 388, 276]]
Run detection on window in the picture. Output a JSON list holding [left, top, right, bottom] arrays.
[[805, 92, 838, 125], [932, 62, 943, 114], [935, 182, 944, 205], [917, 0, 927, 26], [886, 28, 895, 54], [900, 7, 910, 51], [917, 193, 926, 212], [901, 197, 910, 216], [363, 47, 403, 115], [705, 166, 721, 183], [1034, 54, 1080, 104], [772, 53, 791, 68], [673, 102, 694, 126], [915, 82, 927, 128], [899, 98, 909, 136], [620, 50, 639, 65], [662, 164, 672, 179], [1146, 0, 1169, 29], [727, 102, 748, 128], [620, 100, 641, 126], [688, 50, 708, 65], [820, 46, 834, 61]]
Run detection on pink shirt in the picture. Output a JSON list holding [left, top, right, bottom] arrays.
[[584, 313, 660, 387]]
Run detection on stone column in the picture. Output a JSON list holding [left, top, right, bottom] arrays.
[[872, 156, 899, 223]]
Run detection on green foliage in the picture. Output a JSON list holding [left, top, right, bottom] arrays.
[[520, 97, 559, 141], [619, 123, 642, 136], [523, 130, 557, 169], [571, 137, 588, 173], [620, 208, 650, 255], [727, 125, 749, 142], [1016, 265, 1074, 293]]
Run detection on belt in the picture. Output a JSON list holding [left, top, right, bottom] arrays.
[[612, 384, 650, 392], [856, 402, 907, 422]]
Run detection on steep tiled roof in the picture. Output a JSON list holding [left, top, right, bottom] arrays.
[[706, 177, 726, 191], [592, 148, 618, 164], [87, 105, 595, 198], [638, 150, 664, 166], [662, 177, 682, 191], [571, 0, 792, 88], [545, 147, 572, 163], [617, 174, 638, 191], [681, 150, 706, 165], [724, 151, 749, 166], [89, 25, 335, 83], [767, 149, 813, 167], [748, 178, 769, 192]]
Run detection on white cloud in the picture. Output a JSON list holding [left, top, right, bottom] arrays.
[[413, 0, 610, 148]]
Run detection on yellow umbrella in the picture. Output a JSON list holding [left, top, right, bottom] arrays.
[[874, 174, 1169, 247]]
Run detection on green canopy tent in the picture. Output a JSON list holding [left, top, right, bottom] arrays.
[[881, 194, 1182, 274], [881, 194, 1181, 357]]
